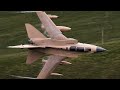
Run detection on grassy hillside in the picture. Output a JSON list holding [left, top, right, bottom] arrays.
[[0, 11, 120, 79]]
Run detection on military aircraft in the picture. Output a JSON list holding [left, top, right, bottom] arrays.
[[8, 11, 106, 79]]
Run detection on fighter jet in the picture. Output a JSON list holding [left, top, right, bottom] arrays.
[[8, 11, 106, 79]]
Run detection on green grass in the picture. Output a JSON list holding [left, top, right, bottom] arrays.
[[0, 11, 120, 79]]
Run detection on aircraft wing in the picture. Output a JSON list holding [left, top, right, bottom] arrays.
[[36, 11, 67, 40], [37, 55, 65, 79], [8, 44, 45, 49]]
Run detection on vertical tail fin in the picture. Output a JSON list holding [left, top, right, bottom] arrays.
[[25, 23, 46, 39]]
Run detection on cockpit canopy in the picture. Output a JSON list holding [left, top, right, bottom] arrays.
[[69, 46, 91, 52]]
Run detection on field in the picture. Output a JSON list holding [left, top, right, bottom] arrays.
[[0, 11, 120, 79]]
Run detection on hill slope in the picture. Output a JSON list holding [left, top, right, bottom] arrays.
[[0, 11, 120, 79]]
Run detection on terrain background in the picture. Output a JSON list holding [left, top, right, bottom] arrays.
[[0, 11, 120, 79]]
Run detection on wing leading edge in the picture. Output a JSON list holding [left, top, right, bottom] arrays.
[[37, 55, 65, 79], [36, 11, 67, 40]]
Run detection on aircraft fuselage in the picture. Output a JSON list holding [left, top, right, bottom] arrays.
[[27, 42, 106, 58], [28, 38, 106, 53]]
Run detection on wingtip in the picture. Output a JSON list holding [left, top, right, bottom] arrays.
[[7, 46, 14, 48], [25, 23, 32, 26], [10, 75, 37, 79], [36, 11, 44, 13]]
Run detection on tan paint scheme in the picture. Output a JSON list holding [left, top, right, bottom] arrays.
[[36, 11, 67, 40], [25, 23, 46, 39], [30, 48, 79, 58], [37, 55, 65, 79], [31, 38, 78, 46], [26, 50, 41, 64], [8, 11, 106, 79]]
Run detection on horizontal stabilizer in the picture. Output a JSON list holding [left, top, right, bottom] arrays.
[[26, 50, 41, 64], [25, 23, 46, 39]]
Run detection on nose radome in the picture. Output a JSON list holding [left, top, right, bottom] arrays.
[[96, 47, 106, 52]]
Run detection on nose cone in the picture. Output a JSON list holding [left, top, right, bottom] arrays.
[[96, 47, 106, 52]]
